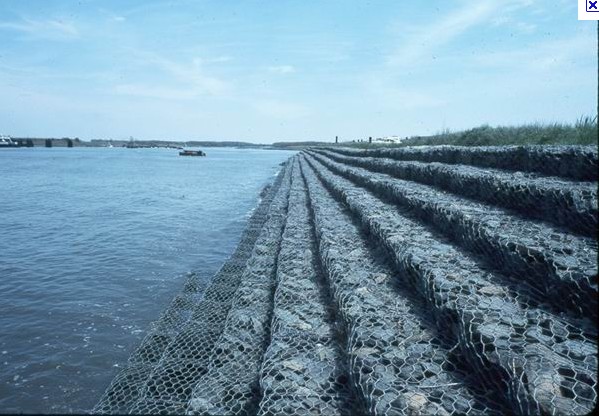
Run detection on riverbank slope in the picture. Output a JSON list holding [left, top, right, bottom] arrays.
[[95, 145, 597, 415]]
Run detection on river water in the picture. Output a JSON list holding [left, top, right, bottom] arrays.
[[0, 146, 295, 413]]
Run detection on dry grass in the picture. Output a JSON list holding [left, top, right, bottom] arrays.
[[341, 116, 598, 148]]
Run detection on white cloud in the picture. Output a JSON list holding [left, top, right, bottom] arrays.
[[207, 56, 233, 63], [364, 76, 447, 111], [0, 17, 79, 39], [164, 56, 230, 96], [491, 16, 537, 33], [266, 65, 296, 74], [102, 50, 233, 102], [112, 84, 198, 100], [471, 32, 594, 72], [387, 2, 495, 66], [387, 0, 538, 67], [253, 99, 309, 119], [190, 56, 234, 65], [128, 51, 232, 97]]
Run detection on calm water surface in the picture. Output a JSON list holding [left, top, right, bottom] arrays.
[[0, 147, 295, 413]]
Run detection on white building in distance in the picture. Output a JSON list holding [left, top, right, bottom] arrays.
[[374, 135, 404, 143]]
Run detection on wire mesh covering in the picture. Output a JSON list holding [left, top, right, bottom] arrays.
[[308, 150, 598, 322], [256, 162, 356, 416], [314, 149, 597, 237], [300, 159, 506, 415], [186, 159, 293, 415], [93, 146, 597, 416], [93, 164, 290, 415], [324, 145, 598, 181], [302, 153, 597, 415]]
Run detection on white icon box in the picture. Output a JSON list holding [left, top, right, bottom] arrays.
[[579, 0, 599, 19]]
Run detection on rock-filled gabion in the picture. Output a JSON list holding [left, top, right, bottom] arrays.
[[256, 162, 356, 416], [186, 159, 292, 415], [308, 150, 598, 321], [326, 145, 598, 181], [93, 166, 290, 415], [94, 145, 597, 415], [313, 149, 597, 237]]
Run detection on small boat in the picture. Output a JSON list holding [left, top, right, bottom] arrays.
[[179, 149, 206, 156]]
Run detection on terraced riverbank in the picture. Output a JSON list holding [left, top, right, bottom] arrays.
[[94, 145, 597, 415]]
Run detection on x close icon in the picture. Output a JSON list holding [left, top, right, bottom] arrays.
[[589, 1, 598, 10]]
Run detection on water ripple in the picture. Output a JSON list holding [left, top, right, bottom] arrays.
[[0, 147, 295, 413]]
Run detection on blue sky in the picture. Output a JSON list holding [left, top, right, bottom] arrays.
[[0, 0, 596, 143]]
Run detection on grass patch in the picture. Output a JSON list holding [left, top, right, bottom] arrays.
[[341, 116, 598, 148]]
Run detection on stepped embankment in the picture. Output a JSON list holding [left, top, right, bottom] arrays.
[[94, 145, 598, 415]]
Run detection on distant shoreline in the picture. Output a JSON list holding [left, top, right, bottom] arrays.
[[0, 138, 312, 150], [4, 117, 597, 149], [2, 138, 274, 149]]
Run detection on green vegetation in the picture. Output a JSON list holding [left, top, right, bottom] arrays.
[[343, 116, 598, 148], [271, 141, 331, 150]]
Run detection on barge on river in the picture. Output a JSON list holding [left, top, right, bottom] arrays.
[[179, 150, 206, 156]]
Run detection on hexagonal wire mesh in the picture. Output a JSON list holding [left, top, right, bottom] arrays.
[[301, 153, 597, 415], [93, 163, 291, 414], [300, 157, 506, 415], [322, 145, 598, 181], [314, 149, 597, 238], [186, 159, 294, 415], [309, 150, 598, 321], [92, 146, 597, 416], [256, 162, 356, 416]]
